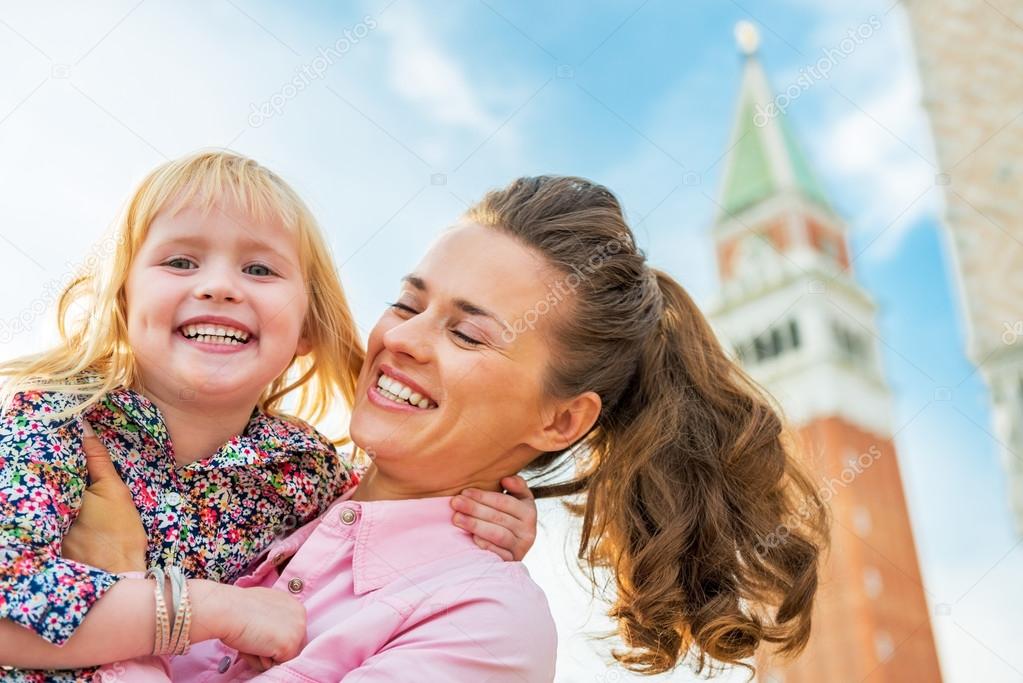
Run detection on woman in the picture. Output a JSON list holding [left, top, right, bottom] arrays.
[[33, 176, 829, 680]]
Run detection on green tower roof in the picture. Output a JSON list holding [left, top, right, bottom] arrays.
[[717, 28, 831, 221]]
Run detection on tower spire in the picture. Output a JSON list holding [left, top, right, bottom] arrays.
[[717, 22, 830, 221]]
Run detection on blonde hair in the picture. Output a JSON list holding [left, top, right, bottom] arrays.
[[0, 150, 365, 435]]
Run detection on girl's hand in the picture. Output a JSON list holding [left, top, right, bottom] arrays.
[[61, 422, 148, 573], [450, 475, 537, 561], [202, 583, 307, 665]]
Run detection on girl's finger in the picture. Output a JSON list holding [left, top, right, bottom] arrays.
[[239, 654, 268, 672], [456, 515, 520, 554], [457, 487, 534, 521], [500, 475, 534, 500], [452, 495, 519, 529], [474, 536, 514, 562]]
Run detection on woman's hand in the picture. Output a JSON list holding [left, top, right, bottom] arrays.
[[450, 475, 537, 561], [61, 421, 148, 573]]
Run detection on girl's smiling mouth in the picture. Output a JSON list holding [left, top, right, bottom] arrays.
[[176, 316, 256, 352]]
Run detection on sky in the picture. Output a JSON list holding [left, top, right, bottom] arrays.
[[0, 1, 1020, 681]]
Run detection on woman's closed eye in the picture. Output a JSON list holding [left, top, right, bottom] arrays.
[[386, 302, 484, 347], [388, 301, 418, 315]]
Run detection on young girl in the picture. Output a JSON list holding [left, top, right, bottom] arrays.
[[0, 152, 535, 682]]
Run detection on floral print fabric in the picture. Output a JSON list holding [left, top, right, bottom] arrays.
[[0, 386, 358, 682]]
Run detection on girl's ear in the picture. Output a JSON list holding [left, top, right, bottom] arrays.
[[295, 334, 313, 357]]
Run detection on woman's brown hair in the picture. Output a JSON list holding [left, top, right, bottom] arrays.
[[465, 176, 830, 677]]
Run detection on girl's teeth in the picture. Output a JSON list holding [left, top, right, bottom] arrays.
[[409, 392, 422, 404], [180, 323, 250, 342], [416, 398, 429, 409], [398, 386, 412, 400]]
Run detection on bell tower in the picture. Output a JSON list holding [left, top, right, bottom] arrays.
[[709, 22, 944, 682]]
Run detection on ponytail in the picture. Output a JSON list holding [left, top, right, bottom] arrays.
[[466, 176, 829, 677]]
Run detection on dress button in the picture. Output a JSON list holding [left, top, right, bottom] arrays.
[[217, 655, 232, 673], [340, 508, 357, 525], [164, 492, 182, 506], [288, 578, 304, 593]]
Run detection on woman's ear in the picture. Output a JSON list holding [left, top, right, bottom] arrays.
[[527, 391, 602, 453]]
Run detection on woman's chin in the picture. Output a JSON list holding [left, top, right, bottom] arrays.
[[350, 423, 411, 462]]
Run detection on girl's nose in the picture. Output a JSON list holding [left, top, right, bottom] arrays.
[[194, 270, 243, 303]]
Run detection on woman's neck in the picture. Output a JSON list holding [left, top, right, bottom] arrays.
[[352, 464, 502, 502], [140, 390, 256, 468]]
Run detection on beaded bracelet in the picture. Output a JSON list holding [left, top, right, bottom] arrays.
[[145, 567, 170, 656], [166, 566, 192, 656], [147, 566, 192, 656]]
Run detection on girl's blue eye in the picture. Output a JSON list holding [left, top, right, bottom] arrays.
[[244, 264, 275, 277], [165, 257, 196, 269]]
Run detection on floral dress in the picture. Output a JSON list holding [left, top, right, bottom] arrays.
[[0, 387, 359, 682]]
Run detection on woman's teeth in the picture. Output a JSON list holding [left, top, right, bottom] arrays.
[[376, 374, 435, 409], [180, 323, 250, 346]]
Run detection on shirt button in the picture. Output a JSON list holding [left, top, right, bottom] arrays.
[[217, 656, 232, 673], [288, 578, 305, 593], [164, 492, 182, 506], [340, 508, 357, 525]]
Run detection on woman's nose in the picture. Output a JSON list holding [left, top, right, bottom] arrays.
[[381, 314, 434, 363]]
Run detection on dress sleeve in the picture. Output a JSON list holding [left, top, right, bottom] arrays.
[[273, 425, 361, 524], [0, 391, 120, 644]]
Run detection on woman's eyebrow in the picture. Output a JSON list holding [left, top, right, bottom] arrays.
[[402, 273, 509, 329]]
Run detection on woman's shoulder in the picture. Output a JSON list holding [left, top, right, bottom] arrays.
[[410, 558, 558, 675], [435, 554, 556, 631]]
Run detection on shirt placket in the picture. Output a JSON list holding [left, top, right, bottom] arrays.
[[114, 392, 192, 570], [208, 503, 359, 680]]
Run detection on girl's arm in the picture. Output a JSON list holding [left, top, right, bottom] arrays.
[[0, 392, 122, 646], [0, 578, 306, 669], [2, 428, 308, 671]]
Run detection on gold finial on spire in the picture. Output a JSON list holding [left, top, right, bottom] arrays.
[[734, 20, 760, 56]]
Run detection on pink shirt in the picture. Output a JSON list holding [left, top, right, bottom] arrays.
[[109, 488, 557, 681]]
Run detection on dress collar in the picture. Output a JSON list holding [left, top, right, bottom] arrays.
[[345, 493, 483, 595], [100, 387, 335, 468]]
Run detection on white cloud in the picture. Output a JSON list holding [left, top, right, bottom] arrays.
[[378, 3, 499, 135], [801, 2, 942, 262]]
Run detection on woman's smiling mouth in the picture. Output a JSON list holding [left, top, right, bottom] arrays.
[[371, 366, 438, 411]]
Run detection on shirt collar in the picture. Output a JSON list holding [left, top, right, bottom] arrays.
[[103, 387, 169, 443], [100, 387, 335, 467], [334, 493, 484, 595]]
